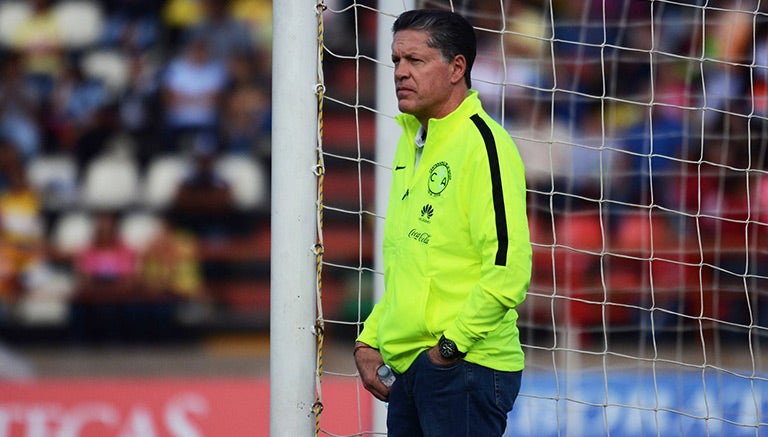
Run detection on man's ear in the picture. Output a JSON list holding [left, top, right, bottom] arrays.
[[450, 54, 467, 85]]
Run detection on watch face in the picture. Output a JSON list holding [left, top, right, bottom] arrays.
[[439, 337, 456, 359]]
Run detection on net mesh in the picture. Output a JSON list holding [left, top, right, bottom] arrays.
[[314, 1, 768, 435]]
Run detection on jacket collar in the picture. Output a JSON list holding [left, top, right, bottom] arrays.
[[395, 90, 482, 142]]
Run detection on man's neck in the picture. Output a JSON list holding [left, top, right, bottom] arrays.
[[417, 87, 470, 132]]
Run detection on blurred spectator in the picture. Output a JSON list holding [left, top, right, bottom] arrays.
[[700, 5, 753, 124], [168, 135, 237, 239], [549, 1, 611, 123], [99, 0, 162, 52], [141, 218, 203, 300], [74, 211, 139, 298], [48, 62, 110, 152], [696, 135, 768, 331], [612, 65, 688, 213], [7, 0, 65, 103], [161, 0, 204, 50], [509, 101, 571, 214], [231, 0, 272, 55], [0, 143, 46, 312], [0, 0, 759, 342], [116, 51, 161, 168], [473, 1, 551, 122], [0, 51, 42, 162], [71, 103, 123, 172], [70, 211, 140, 342], [0, 144, 44, 242], [754, 10, 768, 120], [160, 35, 228, 153], [220, 51, 270, 157], [184, 0, 256, 63], [560, 104, 604, 202], [71, 210, 189, 342]]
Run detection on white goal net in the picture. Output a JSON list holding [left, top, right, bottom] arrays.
[[280, 0, 768, 436]]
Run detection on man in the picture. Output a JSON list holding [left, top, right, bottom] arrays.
[[354, 9, 532, 437]]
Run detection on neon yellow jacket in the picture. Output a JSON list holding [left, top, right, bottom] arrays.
[[357, 91, 532, 373]]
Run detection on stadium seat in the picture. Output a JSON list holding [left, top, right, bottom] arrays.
[[612, 211, 676, 255], [119, 211, 162, 253], [51, 211, 95, 255], [0, 1, 30, 46], [81, 153, 140, 210], [26, 154, 79, 211], [214, 154, 268, 210], [554, 210, 604, 279], [53, 1, 104, 49], [80, 49, 130, 96], [551, 210, 605, 327], [322, 163, 375, 209], [142, 154, 191, 210]]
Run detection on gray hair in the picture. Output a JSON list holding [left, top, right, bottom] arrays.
[[393, 9, 476, 88]]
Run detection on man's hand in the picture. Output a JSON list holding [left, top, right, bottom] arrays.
[[353, 342, 391, 402], [427, 345, 461, 367]]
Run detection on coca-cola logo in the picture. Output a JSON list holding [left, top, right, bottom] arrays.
[[408, 228, 430, 245]]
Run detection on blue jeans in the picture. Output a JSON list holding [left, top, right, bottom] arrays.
[[387, 351, 522, 437]]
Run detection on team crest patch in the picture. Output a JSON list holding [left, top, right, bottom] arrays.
[[428, 161, 451, 196]]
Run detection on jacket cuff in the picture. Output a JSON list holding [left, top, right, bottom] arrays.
[[355, 329, 379, 350], [441, 325, 472, 354]]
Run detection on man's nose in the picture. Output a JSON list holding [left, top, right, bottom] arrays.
[[394, 63, 408, 80]]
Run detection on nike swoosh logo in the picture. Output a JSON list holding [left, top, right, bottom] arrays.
[[395, 165, 406, 171]]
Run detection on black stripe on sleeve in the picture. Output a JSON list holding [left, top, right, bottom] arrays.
[[470, 114, 508, 266]]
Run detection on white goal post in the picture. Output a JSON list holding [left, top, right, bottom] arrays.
[[271, 1, 768, 436], [270, 2, 319, 436]]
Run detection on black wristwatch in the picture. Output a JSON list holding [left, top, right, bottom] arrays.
[[438, 335, 466, 360]]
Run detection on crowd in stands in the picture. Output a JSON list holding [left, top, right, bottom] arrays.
[[0, 0, 272, 341], [0, 0, 767, 345], [467, 0, 768, 339]]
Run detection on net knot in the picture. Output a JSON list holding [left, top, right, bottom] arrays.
[[313, 323, 325, 337], [312, 400, 324, 415]]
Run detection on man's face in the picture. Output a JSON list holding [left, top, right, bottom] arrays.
[[392, 29, 457, 122]]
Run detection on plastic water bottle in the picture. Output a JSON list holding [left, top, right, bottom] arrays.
[[377, 364, 396, 387]]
